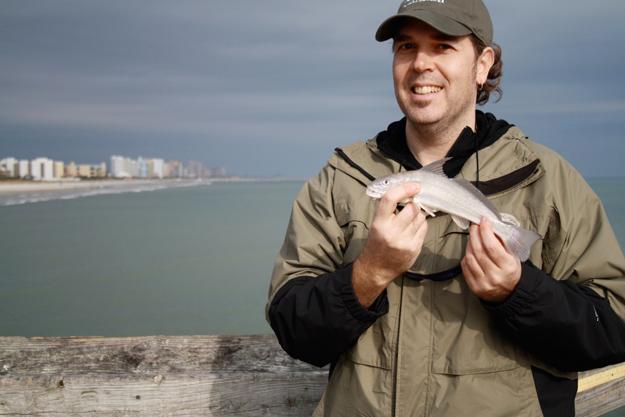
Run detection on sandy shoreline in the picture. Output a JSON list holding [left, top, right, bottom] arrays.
[[0, 179, 207, 194]]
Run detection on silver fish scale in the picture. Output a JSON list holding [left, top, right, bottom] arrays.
[[410, 171, 498, 224]]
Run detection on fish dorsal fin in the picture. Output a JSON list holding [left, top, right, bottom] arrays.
[[452, 177, 502, 220], [421, 157, 452, 177]]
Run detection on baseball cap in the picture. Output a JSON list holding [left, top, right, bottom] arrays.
[[375, 0, 493, 46]]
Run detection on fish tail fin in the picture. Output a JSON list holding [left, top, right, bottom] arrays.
[[502, 224, 541, 262]]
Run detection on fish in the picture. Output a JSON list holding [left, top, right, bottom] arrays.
[[365, 158, 540, 261]]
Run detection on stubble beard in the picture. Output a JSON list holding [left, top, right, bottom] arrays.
[[401, 67, 479, 142]]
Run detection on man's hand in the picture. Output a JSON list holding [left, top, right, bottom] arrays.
[[352, 183, 428, 308], [461, 217, 522, 303]]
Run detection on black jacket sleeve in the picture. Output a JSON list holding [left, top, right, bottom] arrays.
[[268, 263, 389, 368], [484, 262, 625, 372]]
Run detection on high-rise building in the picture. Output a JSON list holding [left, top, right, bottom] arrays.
[[93, 162, 106, 178], [164, 160, 183, 178], [18, 160, 29, 178], [65, 162, 78, 177], [111, 156, 140, 178], [0, 157, 17, 177], [54, 161, 65, 179], [137, 157, 147, 178], [111, 155, 128, 178], [31, 158, 54, 181], [78, 164, 91, 178], [150, 158, 164, 179], [185, 160, 205, 179]]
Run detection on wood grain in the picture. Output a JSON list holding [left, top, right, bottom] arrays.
[[0, 335, 623, 416]]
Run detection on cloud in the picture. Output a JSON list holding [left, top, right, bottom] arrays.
[[1, 0, 624, 177]]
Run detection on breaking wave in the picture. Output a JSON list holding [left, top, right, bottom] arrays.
[[0, 180, 211, 207]]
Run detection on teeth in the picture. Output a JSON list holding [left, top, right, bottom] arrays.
[[412, 86, 442, 94]]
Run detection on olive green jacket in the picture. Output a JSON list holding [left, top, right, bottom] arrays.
[[267, 126, 625, 417]]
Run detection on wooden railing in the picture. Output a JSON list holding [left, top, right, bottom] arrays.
[[1, 335, 624, 416]]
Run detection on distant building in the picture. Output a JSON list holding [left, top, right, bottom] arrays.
[[0, 157, 17, 177], [18, 160, 29, 178], [164, 160, 183, 178], [30, 159, 42, 180], [65, 162, 78, 177], [110, 155, 129, 178], [111, 156, 140, 178], [137, 157, 148, 178], [31, 158, 54, 181], [54, 161, 65, 179], [78, 164, 91, 178], [95, 162, 106, 178], [148, 158, 164, 179], [3, 154, 197, 180], [76, 163, 106, 178], [185, 160, 205, 179]]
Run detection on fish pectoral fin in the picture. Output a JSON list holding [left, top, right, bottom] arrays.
[[419, 203, 437, 217], [500, 213, 521, 227], [451, 215, 470, 229]]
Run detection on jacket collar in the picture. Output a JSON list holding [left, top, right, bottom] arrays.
[[375, 111, 513, 178], [331, 113, 545, 197]]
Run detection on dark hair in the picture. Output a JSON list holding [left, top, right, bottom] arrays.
[[471, 36, 503, 105]]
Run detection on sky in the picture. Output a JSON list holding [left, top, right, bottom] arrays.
[[1, 1, 624, 178]]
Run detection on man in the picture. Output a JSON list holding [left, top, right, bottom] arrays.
[[266, 1, 625, 416]]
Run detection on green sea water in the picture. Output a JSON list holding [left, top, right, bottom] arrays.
[[1, 178, 625, 336], [1, 178, 625, 415], [0, 181, 302, 336]]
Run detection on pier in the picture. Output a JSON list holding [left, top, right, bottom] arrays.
[[1, 335, 624, 416]]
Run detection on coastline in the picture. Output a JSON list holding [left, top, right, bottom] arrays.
[[0, 178, 202, 194], [0, 178, 214, 206], [0, 177, 301, 206]]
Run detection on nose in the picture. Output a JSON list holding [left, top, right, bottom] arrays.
[[412, 49, 434, 72]]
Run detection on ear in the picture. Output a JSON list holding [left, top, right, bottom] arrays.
[[476, 47, 495, 86]]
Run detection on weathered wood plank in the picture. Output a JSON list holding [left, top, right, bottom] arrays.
[[0, 335, 326, 416], [576, 366, 625, 417], [0, 335, 623, 416]]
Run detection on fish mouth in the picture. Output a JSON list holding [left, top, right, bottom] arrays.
[[366, 187, 384, 199]]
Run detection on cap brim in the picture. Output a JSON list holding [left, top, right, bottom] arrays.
[[375, 10, 472, 42]]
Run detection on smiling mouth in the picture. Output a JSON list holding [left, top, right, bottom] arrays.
[[411, 85, 443, 95]]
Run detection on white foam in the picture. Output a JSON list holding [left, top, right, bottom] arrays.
[[0, 180, 212, 207]]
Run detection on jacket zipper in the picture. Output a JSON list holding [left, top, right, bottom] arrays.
[[391, 276, 405, 417]]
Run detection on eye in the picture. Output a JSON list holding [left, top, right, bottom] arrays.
[[437, 43, 452, 51], [383, 180, 390, 185], [395, 42, 415, 52]]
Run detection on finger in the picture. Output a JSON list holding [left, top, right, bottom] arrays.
[[377, 182, 421, 217], [395, 200, 421, 228], [469, 222, 499, 272], [461, 255, 482, 294], [463, 251, 485, 282], [461, 257, 476, 285], [479, 218, 511, 267], [409, 211, 428, 240]]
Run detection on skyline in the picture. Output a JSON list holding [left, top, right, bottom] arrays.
[[1, 1, 625, 178], [0, 154, 222, 180]]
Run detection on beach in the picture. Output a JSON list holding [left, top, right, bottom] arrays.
[[0, 178, 216, 206], [0, 178, 204, 194]]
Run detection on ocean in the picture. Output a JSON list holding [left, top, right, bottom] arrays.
[[1, 178, 625, 336], [0, 180, 301, 336], [2, 178, 625, 416]]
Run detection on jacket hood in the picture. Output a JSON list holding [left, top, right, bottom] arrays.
[[330, 112, 545, 197], [375, 110, 513, 178]]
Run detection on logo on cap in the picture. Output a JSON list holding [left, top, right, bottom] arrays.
[[402, 0, 445, 7]]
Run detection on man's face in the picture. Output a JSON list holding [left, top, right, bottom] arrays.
[[392, 20, 492, 132]]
